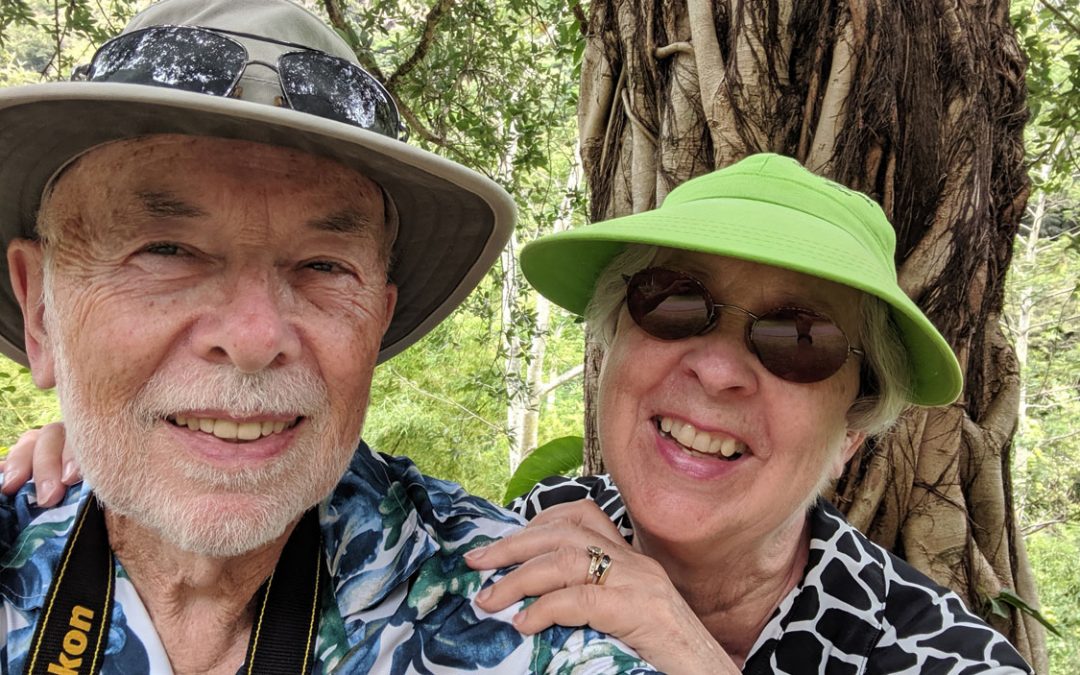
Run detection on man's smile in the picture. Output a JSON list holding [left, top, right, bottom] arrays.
[[167, 415, 303, 442]]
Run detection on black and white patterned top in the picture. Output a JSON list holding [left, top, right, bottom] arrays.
[[510, 475, 1033, 675]]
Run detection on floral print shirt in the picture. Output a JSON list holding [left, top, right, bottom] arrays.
[[0, 446, 656, 674]]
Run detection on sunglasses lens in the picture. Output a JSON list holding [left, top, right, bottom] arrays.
[[279, 52, 400, 138], [88, 27, 246, 96], [626, 269, 712, 340], [751, 308, 850, 383]]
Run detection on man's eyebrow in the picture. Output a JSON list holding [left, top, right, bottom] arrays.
[[308, 208, 379, 235], [136, 191, 208, 219]]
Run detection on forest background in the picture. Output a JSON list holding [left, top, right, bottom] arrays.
[[0, 0, 1076, 670]]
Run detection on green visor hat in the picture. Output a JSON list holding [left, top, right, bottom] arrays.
[[520, 153, 963, 406]]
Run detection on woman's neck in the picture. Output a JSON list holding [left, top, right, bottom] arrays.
[[632, 511, 811, 666]]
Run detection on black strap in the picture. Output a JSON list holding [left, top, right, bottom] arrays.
[[25, 497, 113, 675], [25, 498, 326, 675], [242, 508, 325, 675]]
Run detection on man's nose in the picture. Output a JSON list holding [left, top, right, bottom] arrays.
[[191, 268, 302, 373]]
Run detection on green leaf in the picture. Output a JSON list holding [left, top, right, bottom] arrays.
[[503, 435, 583, 504], [993, 588, 1063, 637]]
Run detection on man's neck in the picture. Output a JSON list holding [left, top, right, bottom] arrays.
[[104, 510, 297, 675]]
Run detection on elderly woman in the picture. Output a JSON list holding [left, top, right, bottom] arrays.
[[463, 154, 1032, 674], [5, 155, 1032, 673]]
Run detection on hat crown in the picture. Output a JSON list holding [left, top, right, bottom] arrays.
[[125, 0, 359, 63], [662, 153, 897, 270]]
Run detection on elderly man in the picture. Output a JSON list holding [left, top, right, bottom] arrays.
[[0, 1, 657, 673]]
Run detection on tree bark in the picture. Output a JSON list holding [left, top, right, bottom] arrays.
[[577, 0, 1044, 669]]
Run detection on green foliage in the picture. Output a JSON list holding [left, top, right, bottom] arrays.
[[1025, 525, 1080, 670], [0, 359, 59, 454], [986, 587, 1061, 637], [1012, 0, 1080, 193], [503, 435, 582, 504]]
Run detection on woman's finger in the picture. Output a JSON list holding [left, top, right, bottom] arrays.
[[1, 428, 41, 495], [465, 518, 623, 570], [509, 584, 613, 635], [476, 544, 608, 612], [30, 423, 68, 506]]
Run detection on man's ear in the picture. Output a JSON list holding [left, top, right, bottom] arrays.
[[7, 239, 55, 388], [382, 282, 398, 335], [831, 428, 867, 480]]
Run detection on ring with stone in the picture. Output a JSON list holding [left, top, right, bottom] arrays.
[[594, 554, 613, 585], [586, 545, 604, 582]]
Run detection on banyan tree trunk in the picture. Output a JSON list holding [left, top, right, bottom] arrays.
[[576, 0, 1045, 670]]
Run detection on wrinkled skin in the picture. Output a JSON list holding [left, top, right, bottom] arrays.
[[468, 252, 866, 674]]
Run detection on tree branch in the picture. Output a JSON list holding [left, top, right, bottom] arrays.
[[621, 88, 657, 147], [322, 0, 385, 80], [655, 42, 693, 59], [571, 3, 588, 35], [1038, 0, 1080, 39], [538, 364, 584, 400], [396, 98, 447, 146], [388, 0, 455, 91], [384, 365, 502, 433], [1022, 517, 1068, 537]]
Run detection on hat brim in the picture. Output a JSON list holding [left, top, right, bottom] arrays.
[[520, 198, 962, 407], [0, 82, 515, 365]]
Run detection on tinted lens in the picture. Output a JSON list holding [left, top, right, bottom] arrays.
[[626, 268, 713, 340], [88, 27, 246, 96], [750, 308, 850, 382], [279, 52, 400, 138]]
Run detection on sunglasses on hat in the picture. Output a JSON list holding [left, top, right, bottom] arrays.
[[74, 25, 405, 140], [624, 267, 864, 383]]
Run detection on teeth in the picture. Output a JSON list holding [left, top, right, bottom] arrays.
[[673, 421, 696, 448], [657, 416, 748, 459], [170, 416, 296, 442], [214, 420, 238, 440], [720, 438, 738, 457]]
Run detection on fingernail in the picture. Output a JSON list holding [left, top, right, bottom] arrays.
[[511, 610, 527, 629], [38, 479, 56, 504], [476, 587, 492, 604], [62, 461, 77, 483], [465, 546, 487, 561]]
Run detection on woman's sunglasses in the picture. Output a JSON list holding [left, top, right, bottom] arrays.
[[624, 267, 863, 383], [75, 25, 405, 140]]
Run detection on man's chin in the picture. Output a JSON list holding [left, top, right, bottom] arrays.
[[99, 488, 305, 559]]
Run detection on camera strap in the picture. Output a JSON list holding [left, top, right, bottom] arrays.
[[25, 497, 326, 675]]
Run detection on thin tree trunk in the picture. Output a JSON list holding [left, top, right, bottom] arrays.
[[577, 0, 1044, 669]]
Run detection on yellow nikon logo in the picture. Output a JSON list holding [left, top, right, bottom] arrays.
[[46, 605, 94, 675]]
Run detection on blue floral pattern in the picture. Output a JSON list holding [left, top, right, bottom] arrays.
[[0, 445, 657, 674]]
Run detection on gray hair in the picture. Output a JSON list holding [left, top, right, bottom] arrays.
[[584, 244, 913, 438]]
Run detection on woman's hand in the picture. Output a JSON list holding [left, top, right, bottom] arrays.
[[0, 422, 78, 506], [465, 500, 738, 675]]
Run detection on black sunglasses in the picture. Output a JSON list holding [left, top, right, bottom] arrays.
[[75, 25, 405, 140], [624, 267, 864, 383]]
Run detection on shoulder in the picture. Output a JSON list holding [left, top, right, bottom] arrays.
[[507, 474, 633, 540], [745, 502, 1030, 674], [812, 502, 1032, 674], [319, 446, 658, 673]]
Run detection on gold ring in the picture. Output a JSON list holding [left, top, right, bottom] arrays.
[[586, 545, 604, 583], [594, 554, 613, 585]]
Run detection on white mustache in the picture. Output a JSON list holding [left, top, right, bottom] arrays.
[[128, 366, 329, 421]]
